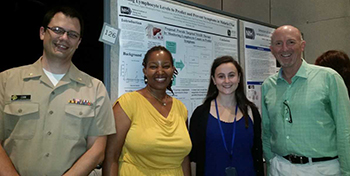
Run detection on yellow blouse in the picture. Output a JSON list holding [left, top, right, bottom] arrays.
[[116, 91, 192, 176]]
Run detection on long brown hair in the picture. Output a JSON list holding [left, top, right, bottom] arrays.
[[204, 56, 256, 128]]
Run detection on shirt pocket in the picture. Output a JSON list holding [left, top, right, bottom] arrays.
[[64, 104, 94, 140], [3, 103, 39, 140]]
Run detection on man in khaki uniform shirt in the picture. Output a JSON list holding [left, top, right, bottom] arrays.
[[0, 6, 115, 175]]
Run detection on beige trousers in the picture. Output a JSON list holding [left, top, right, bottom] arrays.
[[269, 155, 341, 176]]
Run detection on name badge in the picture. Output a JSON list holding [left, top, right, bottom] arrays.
[[225, 167, 237, 176], [11, 95, 31, 101]]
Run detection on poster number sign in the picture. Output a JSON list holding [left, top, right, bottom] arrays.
[[99, 23, 119, 45]]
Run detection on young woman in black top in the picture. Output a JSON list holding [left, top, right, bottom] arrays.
[[189, 56, 264, 176]]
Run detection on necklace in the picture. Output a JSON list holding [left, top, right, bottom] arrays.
[[146, 88, 168, 106]]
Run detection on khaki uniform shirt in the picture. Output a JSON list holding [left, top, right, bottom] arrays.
[[0, 58, 116, 176]]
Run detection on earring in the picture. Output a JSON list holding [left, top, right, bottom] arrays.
[[171, 77, 174, 81], [144, 78, 148, 84]]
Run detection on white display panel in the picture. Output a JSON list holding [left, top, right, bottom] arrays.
[[111, 0, 239, 115]]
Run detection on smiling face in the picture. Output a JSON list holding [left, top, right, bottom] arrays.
[[212, 62, 240, 96], [40, 12, 81, 62], [270, 25, 305, 70], [143, 50, 175, 91]]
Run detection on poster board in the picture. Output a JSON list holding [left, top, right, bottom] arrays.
[[110, 0, 239, 115], [239, 20, 277, 111], [106, 0, 280, 116]]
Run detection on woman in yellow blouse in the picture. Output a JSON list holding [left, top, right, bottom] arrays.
[[103, 46, 192, 176]]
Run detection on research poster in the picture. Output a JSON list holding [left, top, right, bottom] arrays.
[[113, 0, 238, 115], [242, 21, 276, 110]]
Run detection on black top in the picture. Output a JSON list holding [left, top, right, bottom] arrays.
[[189, 101, 264, 176]]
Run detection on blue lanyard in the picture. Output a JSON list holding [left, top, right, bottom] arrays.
[[214, 98, 238, 159]]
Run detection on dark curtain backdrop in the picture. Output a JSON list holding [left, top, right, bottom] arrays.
[[6, 0, 104, 82]]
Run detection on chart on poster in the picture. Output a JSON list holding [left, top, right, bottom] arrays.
[[112, 0, 238, 115]]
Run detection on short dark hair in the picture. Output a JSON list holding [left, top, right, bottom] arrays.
[[204, 56, 256, 128], [315, 50, 350, 97], [142, 46, 178, 95], [42, 6, 84, 38]]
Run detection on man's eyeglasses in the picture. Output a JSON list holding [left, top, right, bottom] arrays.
[[283, 100, 293, 123], [46, 26, 80, 39]]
